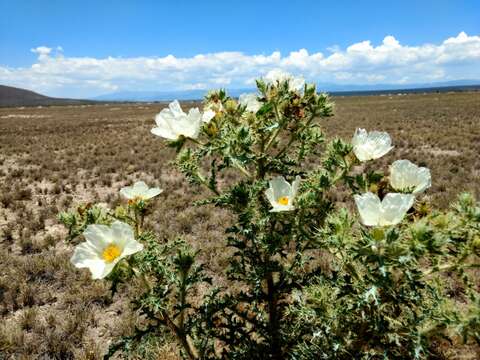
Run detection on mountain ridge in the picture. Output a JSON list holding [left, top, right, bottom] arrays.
[[92, 79, 480, 101], [0, 85, 96, 107], [1, 80, 479, 107]]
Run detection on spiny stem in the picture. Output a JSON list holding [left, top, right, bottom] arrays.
[[265, 101, 283, 151]]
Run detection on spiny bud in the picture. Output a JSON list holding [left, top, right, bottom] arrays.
[[204, 121, 219, 137], [472, 236, 480, 250], [224, 99, 237, 113], [415, 199, 432, 218], [371, 228, 385, 241]]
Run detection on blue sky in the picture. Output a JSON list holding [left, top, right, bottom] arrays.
[[1, 0, 479, 97]]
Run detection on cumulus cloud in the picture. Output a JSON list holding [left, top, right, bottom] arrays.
[[2, 32, 480, 98]]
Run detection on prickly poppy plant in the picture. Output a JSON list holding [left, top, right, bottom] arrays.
[[60, 70, 480, 359]]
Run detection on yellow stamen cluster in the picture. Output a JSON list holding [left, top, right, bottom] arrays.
[[128, 196, 144, 205], [277, 196, 289, 206], [102, 244, 122, 263]]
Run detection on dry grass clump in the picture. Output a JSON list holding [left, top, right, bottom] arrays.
[[0, 92, 479, 358]]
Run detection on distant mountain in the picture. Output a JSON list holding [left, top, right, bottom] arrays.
[[0, 85, 94, 107], [316, 79, 480, 93], [93, 80, 480, 102]]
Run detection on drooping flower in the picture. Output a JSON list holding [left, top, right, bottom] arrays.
[[151, 100, 214, 140], [264, 69, 305, 92], [354, 192, 414, 227], [265, 176, 301, 212], [239, 93, 262, 113], [389, 160, 431, 194], [70, 221, 143, 279], [120, 181, 163, 202], [352, 128, 393, 162]]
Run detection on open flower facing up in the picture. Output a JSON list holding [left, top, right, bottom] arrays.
[[239, 93, 262, 113], [389, 160, 431, 194], [70, 221, 143, 279], [352, 128, 393, 162], [151, 100, 214, 140], [354, 192, 415, 227], [264, 69, 305, 92], [265, 176, 301, 212], [120, 181, 163, 202]]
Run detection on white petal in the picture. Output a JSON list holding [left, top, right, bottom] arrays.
[[151, 126, 178, 140], [413, 167, 431, 194], [83, 224, 113, 252], [239, 93, 262, 112], [119, 187, 136, 199], [152, 109, 179, 140], [291, 176, 301, 198], [202, 109, 216, 123], [94, 261, 116, 279], [121, 240, 144, 257], [71, 241, 101, 267], [264, 69, 287, 83], [352, 129, 393, 162], [390, 160, 413, 190], [265, 187, 275, 207], [168, 100, 185, 117], [269, 204, 295, 213], [145, 187, 163, 199], [289, 76, 305, 91], [133, 181, 148, 194], [380, 193, 414, 226], [270, 176, 292, 198], [108, 221, 143, 258], [352, 128, 368, 147], [70, 242, 111, 279], [390, 160, 431, 194], [354, 192, 382, 226], [368, 131, 393, 159]]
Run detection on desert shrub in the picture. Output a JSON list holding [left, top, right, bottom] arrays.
[[60, 73, 479, 359]]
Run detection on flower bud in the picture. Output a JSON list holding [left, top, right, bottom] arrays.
[[472, 236, 480, 250], [369, 183, 379, 194], [224, 99, 237, 113], [371, 228, 385, 241]]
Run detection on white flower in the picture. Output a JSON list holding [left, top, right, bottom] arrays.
[[151, 100, 213, 140], [265, 176, 301, 212], [264, 69, 305, 92], [204, 100, 224, 118], [70, 221, 143, 279], [354, 192, 414, 227], [352, 128, 394, 162], [389, 160, 431, 194], [239, 93, 262, 113], [202, 109, 216, 123], [120, 181, 163, 201]]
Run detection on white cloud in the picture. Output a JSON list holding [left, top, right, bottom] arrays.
[[2, 32, 480, 98]]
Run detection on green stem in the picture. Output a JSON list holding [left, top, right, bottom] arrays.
[[178, 270, 187, 330], [423, 262, 458, 276], [196, 172, 220, 195], [265, 101, 283, 151], [275, 110, 316, 159], [232, 160, 252, 178], [161, 311, 197, 360], [188, 137, 205, 147]]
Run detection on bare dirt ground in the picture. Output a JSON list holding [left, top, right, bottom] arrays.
[[0, 92, 479, 359]]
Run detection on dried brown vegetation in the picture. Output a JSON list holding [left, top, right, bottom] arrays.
[[0, 92, 479, 359]]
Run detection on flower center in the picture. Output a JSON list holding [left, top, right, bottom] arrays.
[[128, 196, 144, 205], [102, 244, 122, 263], [277, 196, 289, 206]]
